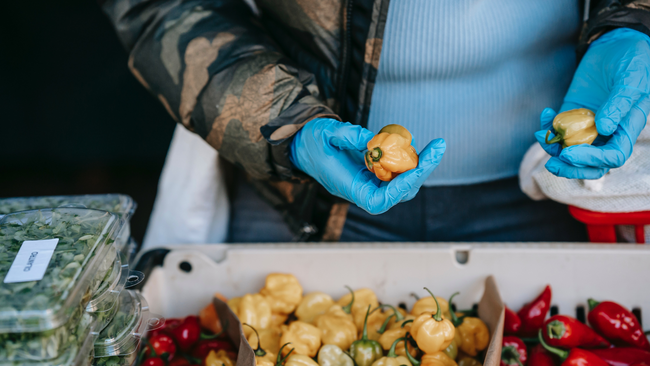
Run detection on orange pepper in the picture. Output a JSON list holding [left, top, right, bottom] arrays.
[[365, 124, 418, 182], [199, 293, 228, 334]]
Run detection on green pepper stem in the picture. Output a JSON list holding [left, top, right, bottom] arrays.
[[448, 292, 462, 327], [500, 346, 525, 366], [377, 314, 395, 335], [423, 287, 443, 322], [365, 152, 373, 169], [545, 130, 563, 145], [410, 293, 420, 301], [547, 320, 566, 340], [371, 147, 383, 162], [588, 299, 600, 312], [378, 304, 404, 321], [144, 338, 157, 358], [401, 319, 414, 328], [538, 330, 568, 360], [343, 286, 355, 314], [361, 305, 371, 340], [387, 337, 404, 358], [277, 343, 294, 366], [243, 323, 267, 357], [403, 336, 420, 366]]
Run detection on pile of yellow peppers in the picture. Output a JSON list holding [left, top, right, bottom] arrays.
[[227, 274, 490, 366]]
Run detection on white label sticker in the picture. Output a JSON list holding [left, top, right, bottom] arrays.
[[4, 239, 59, 283]]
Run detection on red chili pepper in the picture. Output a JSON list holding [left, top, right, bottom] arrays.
[[168, 357, 192, 366], [587, 299, 650, 351], [589, 347, 650, 366], [518, 285, 552, 337], [501, 336, 528, 366], [171, 316, 202, 352], [528, 344, 557, 366], [144, 333, 177, 361], [631, 363, 650, 366], [190, 339, 234, 360], [149, 318, 182, 338], [542, 315, 610, 349], [141, 358, 166, 366], [539, 330, 609, 366], [505, 306, 522, 336]]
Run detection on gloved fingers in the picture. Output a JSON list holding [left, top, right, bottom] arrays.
[[534, 130, 562, 157], [545, 157, 609, 180], [595, 84, 646, 136], [539, 108, 557, 130], [327, 122, 375, 151], [359, 139, 446, 214]]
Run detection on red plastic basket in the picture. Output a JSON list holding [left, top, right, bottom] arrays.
[[569, 206, 650, 243]]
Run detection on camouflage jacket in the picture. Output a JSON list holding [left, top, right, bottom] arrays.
[[100, 0, 650, 241]]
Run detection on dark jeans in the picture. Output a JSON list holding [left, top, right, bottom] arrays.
[[228, 177, 588, 242]]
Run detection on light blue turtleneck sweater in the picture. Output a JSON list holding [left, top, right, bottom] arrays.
[[367, 0, 581, 186]]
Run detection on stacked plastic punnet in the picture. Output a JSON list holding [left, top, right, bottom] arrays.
[[0, 196, 161, 366]]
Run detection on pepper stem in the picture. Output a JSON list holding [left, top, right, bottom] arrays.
[[378, 304, 404, 321], [547, 320, 566, 340], [403, 336, 420, 366], [545, 130, 563, 144], [448, 292, 463, 327], [361, 305, 372, 340], [538, 330, 568, 360], [410, 293, 420, 301], [277, 343, 294, 366], [343, 286, 355, 314], [423, 287, 443, 322], [377, 314, 395, 335], [588, 299, 600, 312], [243, 323, 266, 357], [500, 346, 524, 366], [387, 337, 404, 358], [401, 319, 414, 328], [371, 147, 383, 162], [364, 151, 373, 169]]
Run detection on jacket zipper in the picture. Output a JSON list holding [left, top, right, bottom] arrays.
[[337, 0, 354, 120]]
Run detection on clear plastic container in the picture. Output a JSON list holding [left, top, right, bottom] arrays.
[[0, 208, 121, 333], [87, 246, 144, 315], [0, 310, 97, 365], [94, 290, 163, 358], [0, 194, 136, 252]]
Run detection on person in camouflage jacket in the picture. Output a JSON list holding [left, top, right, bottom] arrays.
[[100, 0, 650, 241]]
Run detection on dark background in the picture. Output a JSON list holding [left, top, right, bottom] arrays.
[[1, 0, 176, 243]]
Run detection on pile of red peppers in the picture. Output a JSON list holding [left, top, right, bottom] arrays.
[[140, 313, 236, 366], [500, 285, 650, 366]]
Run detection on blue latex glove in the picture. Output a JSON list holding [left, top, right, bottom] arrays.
[[535, 28, 650, 179], [290, 118, 446, 215]]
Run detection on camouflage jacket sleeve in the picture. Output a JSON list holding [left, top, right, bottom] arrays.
[[99, 0, 339, 181], [578, 0, 650, 57]]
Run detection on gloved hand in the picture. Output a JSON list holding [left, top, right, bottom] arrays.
[[535, 28, 650, 179], [290, 118, 446, 215]]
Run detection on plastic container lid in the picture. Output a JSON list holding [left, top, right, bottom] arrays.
[[0, 194, 136, 252], [0, 194, 136, 221], [94, 290, 163, 358], [0, 208, 121, 333], [87, 246, 144, 314], [0, 309, 97, 365]]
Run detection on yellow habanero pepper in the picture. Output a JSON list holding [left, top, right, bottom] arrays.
[[244, 324, 277, 366], [204, 349, 235, 366], [227, 296, 241, 314], [454, 317, 489, 357], [365, 124, 419, 182], [370, 337, 413, 366], [457, 355, 482, 366], [315, 305, 358, 350], [260, 273, 303, 314], [411, 294, 451, 320], [234, 293, 272, 337], [545, 108, 598, 148], [295, 292, 335, 324], [285, 354, 319, 366], [280, 321, 322, 357], [421, 352, 458, 366], [378, 319, 418, 358], [247, 323, 283, 357], [410, 289, 456, 354], [270, 312, 289, 328], [336, 287, 380, 331]]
